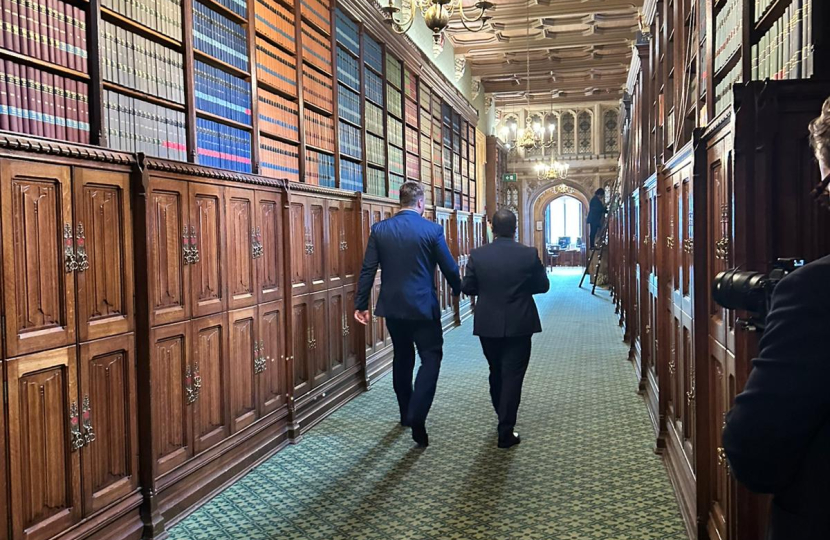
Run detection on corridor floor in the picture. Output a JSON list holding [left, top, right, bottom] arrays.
[[169, 269, 688, 540]]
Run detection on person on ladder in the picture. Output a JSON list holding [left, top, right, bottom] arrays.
[[587, 188, 607, 250]]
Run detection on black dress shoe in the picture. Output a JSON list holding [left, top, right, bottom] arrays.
[[412, 424, 429, 447], [498, 432, 521, 449]]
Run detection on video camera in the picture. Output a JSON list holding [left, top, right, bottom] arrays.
[[711, 258, 805, 331]]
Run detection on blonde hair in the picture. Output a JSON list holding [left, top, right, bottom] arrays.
[[809, 97, 830, 169]]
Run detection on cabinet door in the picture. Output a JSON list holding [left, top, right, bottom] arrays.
[[74, 168, 134, 342], [147, 178, 191, 326], [7, 347, 82, 540], [226, 188, 257, 310], [341, 200, 358, 284], [258, 300, 287, 416], [228, 307, 258, 433], [79, 334, 138, 514], [328, 288, 345, 378], [1, 160, 76, 357], [292, 295, 311, 398], [190, 184, 226, 318], [343, 283, 359, 368], [290, 199, 310, 296], [372, 282, 385, 351], [0, 380, 6, 540], [310, 291, 329, 387], [150, 322, 192, 477], [191, 314, 229, 454], [326, 201, 344, 289], [308, 198, 326, 292], [256, 191, 285, 304]]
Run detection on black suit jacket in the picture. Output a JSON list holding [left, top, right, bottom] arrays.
[[461, 238, 550, 338], [587, 196, 606, 226], [722, 254, 830, 540]]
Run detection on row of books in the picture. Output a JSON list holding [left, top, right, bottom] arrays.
[[258, 88, 299, 141], [299, 0, 329, 36], [196, 116, 252, 172], [751, 0, 814, 81], [364, 68, 382, 105], [431, 95, 442, 121], [715, 63, 742, 116], [300, 25, 331, 74], [101, 21, 184, 104], [420, 109, 431, 136], [387, 116, 402, 148], [304, 149, 334, 187], [336, 48, 359, 91], [334, 8, 358, 57], [405, 124, 418, 154], [337, 84, 360, 125], [338, 120, 361, 159], [339, 158, 362, 192], [255, 0, 295, 53], [754, 0, 777, 23], [366, 166, 384, 196], [260, 137, 299, 182], [387, 85, 402, 118], [195, 60, 251, 125], [214, 0, 247, 20], [420, 133, 430, 157], [103, 89, 185, 160], [386, 55, 401, 88], [256, 38, 298, 97], [715, 0, 743, 73], [366, 133, 384, 166], [0, 60, 89, 142], [388, 145, 403, 175], [102, 0, 182, 41], [302, 65, 333, 112], [419, 82, 430, 111], [194, 1, 249, 71], [405, 99, 418, 129], [405, 152, 418, 180], [364, 34, 382, 74], [420, 159, 431, 183], [388, 173, 403, 200], [1, 0, 87, 71], [303, 108, 334, 152], [432, 120, 441, 142], [404, 69, 416, 101], [366, 102, 383, 136]]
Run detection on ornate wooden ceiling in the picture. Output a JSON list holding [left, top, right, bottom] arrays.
[[448, 0, 638, 105]]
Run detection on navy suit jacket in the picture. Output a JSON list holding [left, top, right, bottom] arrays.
[[356, 210, 461, 321], [461, 237, 550, 338], [722, 254, 830, 540]]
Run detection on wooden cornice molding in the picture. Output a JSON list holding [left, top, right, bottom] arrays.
[[361, 193, 399, 205], [337, 0, 479, 125], [287, 182, 359, 199], [141, 155, 288, 188], [0, 132, 134, 164]]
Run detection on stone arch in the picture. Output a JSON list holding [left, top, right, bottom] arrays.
[[525, 181, 592, 258]]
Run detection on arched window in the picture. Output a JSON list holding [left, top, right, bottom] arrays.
[[544, 113, 558, 153], [604, 109, 620, 154], [547, 195, 583, 247], [577, 111, 592, 155], [561, 112, 575, 155]]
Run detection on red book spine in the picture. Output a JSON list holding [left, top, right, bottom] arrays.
[[79, 80, 87, 143], [33, 67, 42, 136], [22, 65, 31, 135], [57, 0, 66, 68], [55, 73, 65, 140], [8, 62, 19, 134], [64, 1, 73, 71], [42, 71, 52, 139], [23, 0, 35, 57], [0, 0, 6, 49], [76, 6, 86, 72], [10, 0, 20, 55], [65, 76, 74, 142], [45, 0, 54, 64], [0, 61, 8, 132], [38, 0, 48, 61]]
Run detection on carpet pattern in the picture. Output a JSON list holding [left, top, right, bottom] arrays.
[[169, 269, 688, 540]]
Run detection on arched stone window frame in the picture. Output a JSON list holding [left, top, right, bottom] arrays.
[[577, 109, 594, 156], [602, 107, 620, 155]]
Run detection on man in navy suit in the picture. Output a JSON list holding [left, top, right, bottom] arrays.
[[355, 181, 461, 447], [462, 209, 549, 448]]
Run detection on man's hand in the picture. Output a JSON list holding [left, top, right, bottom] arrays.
[[354, 310, 370, 326]]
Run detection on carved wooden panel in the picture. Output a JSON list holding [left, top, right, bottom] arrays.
[[0, 380, 5, 540], [328, 287, 345, 378], [147, 177, 191, 326], [228, 307, 258, 433], [256, 191, 285, 304], [290, 200, 310, 296], [326, 201, 343, 289], [227, 189, 257, 310], [79, 334, 138, 514], [707, 342, 735, 540], [258, 300, 287, 417], [191, 314, 229, 454], [150, 322, 192, 477], [372, 282, 385, 350], [1, 160, 76, 357], [342, 200, 358, 284], [7, 347, 82, 540], [362, 206, 373, 357], [292, 295, 311, 398], [311, 291, 328, 387], [309, 199, 326, 292], [190, 184, 226, 318], [343, 283, 359, 368], [74, 168, 134, 342]]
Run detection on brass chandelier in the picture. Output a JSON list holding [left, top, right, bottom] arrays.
[[535, 152, 570, 181], [381, 0, 493, 55]]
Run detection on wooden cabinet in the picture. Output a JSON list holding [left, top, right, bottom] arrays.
[[7, 347, 82, 540], [258, 301, 287, 417], [256, 191, 285, 304], [328, 287, 346, 378], [226, 189, 258, 311], [292, 296, 311, 398], [310, 291, 328, 386], [228, 307, 258, 433], [342, 200, 358, 284], [79, 335, 139, 514], [0, 384, 5, 540], [190, 184, 227, 318], [289, 195, 326, 296], [191, 314, 229, 454], [326, 201, 344, 290], [343, 284, 359, 369], [0, 161, 76, 357]]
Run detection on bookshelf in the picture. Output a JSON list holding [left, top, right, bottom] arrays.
[[335, 7, 361, 191], [385, 52, 404, 199]]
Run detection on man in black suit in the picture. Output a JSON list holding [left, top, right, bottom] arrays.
[[355, 181, 461, 447], [461, 209, 550, 448], [722, 97, 830, 539], [586, 188, 607, 249]]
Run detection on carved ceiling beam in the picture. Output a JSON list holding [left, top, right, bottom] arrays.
[[494, 89, 625, 106], [456, 0, 637, 21], [484, 75, 628, 94], [453, 29, 635, 55], [472, 57, 629, 77]]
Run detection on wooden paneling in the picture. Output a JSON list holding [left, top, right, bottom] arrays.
[[1, 160, 76, 357], [258, 301, 287, 417], [7, 347, 82, 540], [292, 295, 311, 398], [328, 288, 346, 378], [147, 179, 191, 326], [256, 191, 285, 304], [343, 283, 359, 369], [190, 184, 227, 318], [290, 199, 311, 297], [308, 199, 326, 292], [342, 200, 358, 284], [226, 189, 257, 310], [150, 322, 192, 477], [79, 335, 138, 514], [190, 314, 230, 454], [0, 377, 6, 540], [326, 202, 344, 289], [310, 291, 328, 387], [228, 307, 258, 433], [74, 168, 134, 342]]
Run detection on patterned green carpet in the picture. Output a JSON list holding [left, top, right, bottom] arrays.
[[169, 269, 688, 540]]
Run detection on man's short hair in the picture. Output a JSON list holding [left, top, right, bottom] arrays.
[[595, 188, 606, 197], [809, 96, 830, 169], [400, 181, 425, 207], [492, 209, 517, 238]]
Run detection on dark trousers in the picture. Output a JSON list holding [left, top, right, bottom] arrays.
[[588, 222, 600, 249], [385, 318, 444, 427], [479, 335, 532, 439]]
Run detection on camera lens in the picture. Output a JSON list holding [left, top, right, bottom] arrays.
[[712, 270, 769, 314]]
